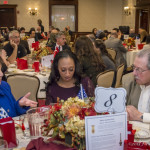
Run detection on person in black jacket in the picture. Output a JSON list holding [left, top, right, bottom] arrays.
[[48, 32, 71, 51], [37, 19, 44, 33]]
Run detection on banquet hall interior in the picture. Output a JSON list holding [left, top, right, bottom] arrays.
[[1, 0, 150, 149]]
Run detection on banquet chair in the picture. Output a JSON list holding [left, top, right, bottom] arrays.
[[7, 74, 40, 102], [96, 70, 115, 88], [107, 48, 116, 60], [115, 64, 125, 88]]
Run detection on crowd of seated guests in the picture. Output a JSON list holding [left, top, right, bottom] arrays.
[[0, 20, 150, 122]]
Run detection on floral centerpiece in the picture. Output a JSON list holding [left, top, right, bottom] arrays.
[[32, 46, 53, 60], [41, 97, 108, 150], [124, 37, 135, 48]]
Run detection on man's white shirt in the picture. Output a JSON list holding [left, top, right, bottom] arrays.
[[138, 85, 150, 122]]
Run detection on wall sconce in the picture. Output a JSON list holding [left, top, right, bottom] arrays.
[[28, 7, 38, 16], [124, 6, 131, 16]]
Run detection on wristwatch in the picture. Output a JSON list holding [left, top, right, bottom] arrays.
[[140, 115, 143, 121]]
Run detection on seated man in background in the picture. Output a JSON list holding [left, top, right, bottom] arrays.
[[3, 30, 27, 63], [105, 32, 127, 69], [123, 48, 150, 123], [48, 31, 71, 51]]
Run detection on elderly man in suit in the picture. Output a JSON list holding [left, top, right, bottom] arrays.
[[123, 48, 150, 123], [48, 32, 71, 51], [105, 32, 127, 69]]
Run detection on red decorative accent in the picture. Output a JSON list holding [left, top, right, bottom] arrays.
[[3, 1, 8, 4]]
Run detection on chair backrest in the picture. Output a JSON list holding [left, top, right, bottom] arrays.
[[107, 48, 116, 60], [97, 70, 115, 88], [115, 64, 124, 88], [7, 74, 40, 102]]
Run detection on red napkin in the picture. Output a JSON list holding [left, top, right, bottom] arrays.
[[26, 137, 77, 150], [32, 41, 39, 51], [16, 58, 28, 70], [124, 140, 150, 150], [51, 47, 59, 64], [138, 44, 144, 50], [0, 117, 18, 148], [33, 61, 40, 72]]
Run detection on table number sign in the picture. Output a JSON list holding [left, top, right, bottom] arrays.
[[94, 87, 126, 113]]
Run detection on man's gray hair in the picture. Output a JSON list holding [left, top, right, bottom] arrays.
[[9, 30, 19, 38], [137, 48, 150, 69], [55, 32, 65, 39]]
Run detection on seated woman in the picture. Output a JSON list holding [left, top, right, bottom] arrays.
[[75, 36, 105, 87], [45, 50, 95, 105], [94, 39, 116, 71], [0, 57, 37, 118]]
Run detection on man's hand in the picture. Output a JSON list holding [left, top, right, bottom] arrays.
[[19, 92, 38, 108], [10, 40, 17, 49], [126, 105, 143, 121]]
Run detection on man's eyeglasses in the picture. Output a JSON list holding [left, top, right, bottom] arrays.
[[131, 64, 149, 74], [12, 36, 20, 39]]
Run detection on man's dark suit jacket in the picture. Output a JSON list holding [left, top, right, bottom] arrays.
[[48, 43, 71, 51]]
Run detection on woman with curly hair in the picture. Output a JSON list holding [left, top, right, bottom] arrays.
[[94, 39, 116, 71], [75, 36, 105, 87]]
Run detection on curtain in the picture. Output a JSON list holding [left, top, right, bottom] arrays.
[[52, 5, 75, 31]]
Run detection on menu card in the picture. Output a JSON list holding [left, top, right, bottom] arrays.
[[85, 112, 127, 150]]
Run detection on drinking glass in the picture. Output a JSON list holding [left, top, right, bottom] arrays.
[[0, 139, 8, 150], [27, 106, 49, 139], [19, 115, 30, 139]]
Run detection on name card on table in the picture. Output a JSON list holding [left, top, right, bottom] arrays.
[[124, 34, 129, 39], [94, 87, 126, 113], [27, 38, 35, 50], [41, 54, 54, 68], [85, 112, 127, 150]]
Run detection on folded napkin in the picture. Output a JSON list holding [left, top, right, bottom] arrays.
[[26, 137, 77, 150], [129, 121, 150, 139]]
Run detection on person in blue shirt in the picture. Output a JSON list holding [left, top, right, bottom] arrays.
[[0, 57, 37, 118]]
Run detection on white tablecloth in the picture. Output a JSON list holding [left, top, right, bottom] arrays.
[[6, 69, 50, 99], [126, 50, 139, 67]]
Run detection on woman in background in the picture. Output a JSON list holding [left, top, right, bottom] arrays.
[[94, 39, 116, 71], [75, 36, 105, 87], [46, 50, 95, 105], [92, 28, 97, 38]]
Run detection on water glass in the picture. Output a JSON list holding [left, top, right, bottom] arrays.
[[27, 107, 49, 139], [0, 139, 8, 150]]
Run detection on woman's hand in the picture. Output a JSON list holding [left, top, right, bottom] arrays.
[[19, 92, 38, 107]]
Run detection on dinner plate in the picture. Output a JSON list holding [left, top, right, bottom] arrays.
[[23, 69, 34, 72]]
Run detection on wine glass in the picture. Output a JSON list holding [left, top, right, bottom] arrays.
[[19, 115, 30, 139], [0, 139, 8, 150]]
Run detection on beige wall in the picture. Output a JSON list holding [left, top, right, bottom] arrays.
[[105, 0, 123, 31], [0, 0, 136, 32], [78, 0, 106, 32], [0, 0, 49, 32], [122, 0, 136, 29]]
